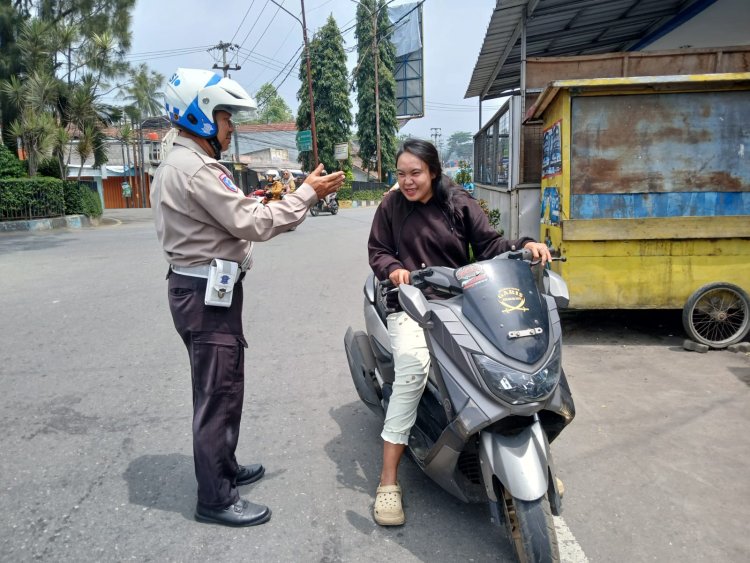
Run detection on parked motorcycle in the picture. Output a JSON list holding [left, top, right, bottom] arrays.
[[344, 250, 575, 561], [310, 192, 338, 216]]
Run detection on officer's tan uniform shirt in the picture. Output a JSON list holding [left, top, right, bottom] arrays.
[[151, 136, 317, 266]]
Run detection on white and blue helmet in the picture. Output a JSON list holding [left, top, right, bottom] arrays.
[[164, 68, 256, 138]]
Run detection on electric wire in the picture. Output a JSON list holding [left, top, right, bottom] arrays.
[[234, 0, 272, 63], [239, 1, 284, 67], [229, 1, 256, 45]]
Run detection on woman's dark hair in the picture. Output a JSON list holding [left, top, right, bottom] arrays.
[[396, 138, 456, 209]]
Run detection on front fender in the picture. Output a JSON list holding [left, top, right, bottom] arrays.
[[479, 420, 550, 501]]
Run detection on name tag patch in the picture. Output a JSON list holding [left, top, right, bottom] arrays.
[[219, 173, 238, 192]]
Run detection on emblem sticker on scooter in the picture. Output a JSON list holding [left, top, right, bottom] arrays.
[[455, 264, 488, 290], [497, 288, 529, 313]]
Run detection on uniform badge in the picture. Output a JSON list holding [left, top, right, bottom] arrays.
[[219, 173, 238, 193]]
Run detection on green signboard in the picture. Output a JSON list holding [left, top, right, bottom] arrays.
[[296, 130, 312, 151]]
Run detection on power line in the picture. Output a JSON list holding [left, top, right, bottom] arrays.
[[229, 0, 256, 45], [236, 48, 292, 73], [234, 0, 272, 61], [122, 45, 214, 58], [241, 1, 284, 66], [256, 44, 304, 99]]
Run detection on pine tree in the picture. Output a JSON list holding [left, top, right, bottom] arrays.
[[354, 0, 398, 182], [296, 15, 351, 173]]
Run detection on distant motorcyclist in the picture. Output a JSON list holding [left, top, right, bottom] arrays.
[[281, 169, 296, 195], [265, 169, 284, 201]]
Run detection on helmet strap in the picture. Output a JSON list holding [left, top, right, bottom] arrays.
[[207, 137, 222, 160]]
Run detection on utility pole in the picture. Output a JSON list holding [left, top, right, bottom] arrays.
[[211, 41, 241, 77], [300, 0, 319, 167], [353, 0, 383, 181], [372, 8, 382, 182], [210, 41, 244, 189], [430, 127, 442, 163], [271, 0, 319, 167]]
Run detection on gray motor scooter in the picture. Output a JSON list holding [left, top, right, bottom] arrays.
[[344, 250, 575, 562]]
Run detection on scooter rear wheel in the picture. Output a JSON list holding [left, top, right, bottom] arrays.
[[310, 204, 320, 217], [499, 488, 559, 563]]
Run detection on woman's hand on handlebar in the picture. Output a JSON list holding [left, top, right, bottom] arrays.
[[523, 241, 552, 265], [389, 268, 411, 286]]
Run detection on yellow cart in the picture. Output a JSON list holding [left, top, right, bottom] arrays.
[[526, 73, 750, 348]]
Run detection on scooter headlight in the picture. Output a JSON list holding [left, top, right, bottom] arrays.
[[472, 346, 562, 405]]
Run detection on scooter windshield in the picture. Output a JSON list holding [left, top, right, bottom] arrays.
[[456, 259, 550, 364]]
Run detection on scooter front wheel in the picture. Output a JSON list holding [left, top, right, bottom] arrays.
[[499, 489, 559, 563], [330, 202, 339, 215]]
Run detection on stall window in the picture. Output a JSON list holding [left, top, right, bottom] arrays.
[[475, 105, 511, 187]]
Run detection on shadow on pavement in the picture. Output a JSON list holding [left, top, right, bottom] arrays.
[[561, 308, 686, 346], [124, 453, 196, 521], [324, 401, 514, 561]]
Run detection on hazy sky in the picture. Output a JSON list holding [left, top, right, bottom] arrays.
[[124, 0, 505, 141]]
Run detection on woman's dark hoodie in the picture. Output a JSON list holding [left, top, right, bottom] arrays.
[[368, 179, 533, 303]]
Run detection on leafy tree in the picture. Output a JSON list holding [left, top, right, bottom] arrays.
[[37, 0, 134, 86], [1, 67, 59, 175], [296, 15, 351, 174], [119, 63, 163, 198], [0, 0, 135, 173], [253, 82, 293, 124], [354, 0, 398, 181], [454, 160, 472, 186], [120, 63, 164, 119], [447, 131, 473, 162]]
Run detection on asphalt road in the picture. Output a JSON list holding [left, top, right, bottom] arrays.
[[0, 207, 748, 562]]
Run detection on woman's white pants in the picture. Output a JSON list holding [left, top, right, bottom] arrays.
[[381, 311, 431, 445]]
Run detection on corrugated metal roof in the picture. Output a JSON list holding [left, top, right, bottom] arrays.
[[465, 0, 715, 100]]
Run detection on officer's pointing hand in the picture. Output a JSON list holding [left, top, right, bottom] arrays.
[[304, 164, 345, 200]]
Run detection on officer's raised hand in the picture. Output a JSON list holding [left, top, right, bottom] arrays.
[[304, 164, 345, 200]]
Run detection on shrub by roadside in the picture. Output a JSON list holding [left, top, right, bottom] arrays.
[[0, 177, 64, 219], [64, 181, 102, 218], [0, 144, 26, 179], [0, 178, 102, 220], [338, 188, 384, 202]]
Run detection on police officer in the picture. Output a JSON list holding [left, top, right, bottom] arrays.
[[151, 68, 345, 527]]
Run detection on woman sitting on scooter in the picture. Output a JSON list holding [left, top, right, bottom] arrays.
[[367, 139, 551, 526], [281, 169, 296, 195]]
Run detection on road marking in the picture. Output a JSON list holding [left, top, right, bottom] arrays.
[[555, 516, 589, 562]]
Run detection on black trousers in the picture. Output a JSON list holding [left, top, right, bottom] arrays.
[[167, 270, 248, 509]]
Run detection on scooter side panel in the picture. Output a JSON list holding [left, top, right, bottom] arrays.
[[478, 421, 550, 502], [422, 445, 470, 503], [364, 301, 389, 354]]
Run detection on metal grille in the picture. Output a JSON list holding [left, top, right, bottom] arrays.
[[521, 122, 543, 184], [457, 450, 482, 485]]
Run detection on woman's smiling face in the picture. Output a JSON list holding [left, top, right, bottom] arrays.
[[396, 151, 435, 204]]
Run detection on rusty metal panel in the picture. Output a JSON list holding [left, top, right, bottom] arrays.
[[569, 90, 750, 219], [525, 46, 750, 89]]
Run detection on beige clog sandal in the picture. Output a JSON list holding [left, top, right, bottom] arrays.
[[373, 483, 405, 526]]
